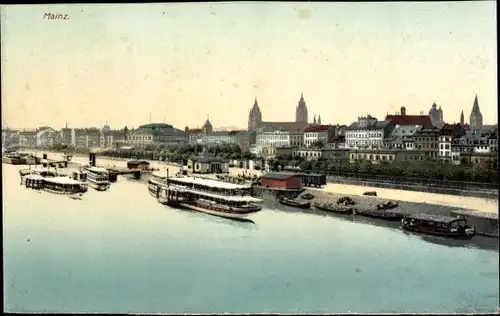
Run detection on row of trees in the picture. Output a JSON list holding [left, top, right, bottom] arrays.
[[93, 143, 256, 163], [271, 155, 499, 184]]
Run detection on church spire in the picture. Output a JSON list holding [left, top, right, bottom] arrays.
[[460, 110, 464, 125], [318, 115, 322, 124], [472, 94, 480, 112], [313, 115, 317, 124]]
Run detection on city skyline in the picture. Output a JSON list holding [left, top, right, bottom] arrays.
[[1, 2, 497, 130]]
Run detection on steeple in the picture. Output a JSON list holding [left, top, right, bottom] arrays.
[[295, 92, 308, 123], [313, 115, 317, 124], [460, 110, 464, 125], [469, 94, 483, 131], [248, 97, 262, 131], [318, 115, 322, 124], [472, 94, 480, 112]]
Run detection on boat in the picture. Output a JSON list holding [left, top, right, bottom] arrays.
[[377, 201, 398, 210], [147, 170, 170, 197], [85, 166, 111, 191], [314, 202, 353, 214], [278, 196, 311, 209], [363, 191, 377, 196], [353, 208, 403, 221], [155, 176, 263, 220], [23, 174, 88, 195], [402, 213, 475, 239], [3, 151, 26, 165], [20, 166, 59, 185]]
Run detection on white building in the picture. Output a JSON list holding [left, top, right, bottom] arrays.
[[255, 127, 292, 149], [303, 125, 335, 148], [345, 115, 394, 149]]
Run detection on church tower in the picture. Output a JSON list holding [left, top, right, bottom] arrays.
[[248, 97, 262, 131], [313, 115, 317, 124], [469, 94, 483, 131], [202, 115, 213, 134], [295, 93, 308, 123], [317, 115, 322, 125], [460, 110, 464, 125]]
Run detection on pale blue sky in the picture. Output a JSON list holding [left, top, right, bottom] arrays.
[[1, 2, 497, 130]]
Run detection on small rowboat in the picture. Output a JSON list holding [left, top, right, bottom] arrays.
[[314, 202, 353, 215], [278, 197, 311, 209]]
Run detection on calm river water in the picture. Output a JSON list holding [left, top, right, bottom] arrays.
[[2, 162, 499, 313]]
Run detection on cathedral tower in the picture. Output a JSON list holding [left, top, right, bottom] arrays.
[[460, 110, 464, 125], [248, 97, 262, 131], [295, 93, 308, 123], [469, 94, 483, 131]]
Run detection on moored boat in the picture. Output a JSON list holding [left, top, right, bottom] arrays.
[[155, 176, 263, 220], [402, 213, 475, 239], [377, 201, 398, 210], [147, 170, 170, 197], [353, 209, 403, 221], [23, 174, 88, 195], [86, 166, 111, 191], [314, 202, 353, 215], [278, 197, 310, 209]]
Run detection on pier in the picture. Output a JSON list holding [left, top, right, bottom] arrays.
[[105, 167, 142, 182]]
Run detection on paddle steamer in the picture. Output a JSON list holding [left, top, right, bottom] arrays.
[[154, 176, 263, 220], [23, 174, 88, 196], [85, 166, 111, 191]]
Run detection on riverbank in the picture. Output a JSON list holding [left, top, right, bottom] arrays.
[[300, 188, 499, 237], [40, 151, 498, 213]]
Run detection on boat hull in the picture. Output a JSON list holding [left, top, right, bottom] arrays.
[[402, 225, 475, 239], [314, 204, 353, 215], [87, 180, 110, 191], [177, 202, 260, 220], [278, 199, 310, 209]]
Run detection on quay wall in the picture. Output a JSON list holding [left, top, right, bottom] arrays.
[[302, 188, 499, 237]]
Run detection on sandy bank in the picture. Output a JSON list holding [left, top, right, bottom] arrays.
[[309, 183, 498, 214]]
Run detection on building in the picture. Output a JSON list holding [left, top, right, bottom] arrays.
[[36, 127, 60, 147], [187, 157, 229, 174], [127, 160, 151, 170], [229, 130, 256, 150], [185, 127, 204, 144], [386, 106, 434, 129], [325, 135, 346, 149], [203, 131, 232, 145], [294, 148, 350, 162], [2, 128, 20, 148], [74, 128, 101, 148], [129, 123, 187, 149], [260, 172, 302, 190], [100, 129, 127, 149], [303, 125, 336, 148], [345, 115, 394, 149], [428, 102, 444, 128], [413, 128, 440, 159], [256, 126, 294, 149], [469, 94, 483, 131], [438, 123, 465, 163], [247, 95, 310, 132], [382, 124, 422, 150], [60, 124, 76, 146], [18, 130, 38, 148], [349, 149, 427, 164]]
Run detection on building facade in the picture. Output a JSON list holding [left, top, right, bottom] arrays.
[[345, 115, 394, 149]]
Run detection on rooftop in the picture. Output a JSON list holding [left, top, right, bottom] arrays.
[[169, 176, 251, 190], [304, 125, 332, 133], [406, 213, 461, 223], [385, 114, 433, 128], [44, 176, 84, 185], [347, 120, 391, 131], [261, 172, 299, 180]]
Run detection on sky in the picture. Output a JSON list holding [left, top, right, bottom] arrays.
[[1, 2, 497, 130]]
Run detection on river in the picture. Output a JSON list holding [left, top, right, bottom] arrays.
[[2, 162, 499, 313]]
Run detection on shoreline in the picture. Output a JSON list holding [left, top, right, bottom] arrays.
[[38, 151, 498, 213]]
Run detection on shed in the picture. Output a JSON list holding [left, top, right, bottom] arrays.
[[300, 173, 327, 187], [260, 172, 302, 190], [127, 160, 150, 170]]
